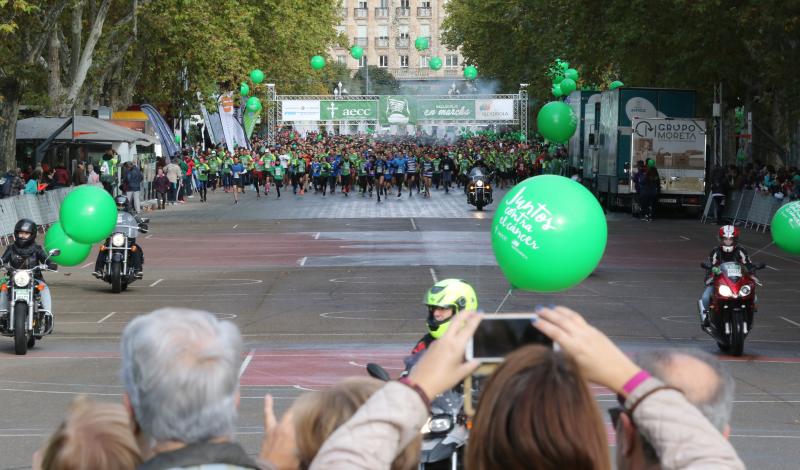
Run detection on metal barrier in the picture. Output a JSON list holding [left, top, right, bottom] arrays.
[[702, 189, 792, 232], [0, 187, 76, 244]]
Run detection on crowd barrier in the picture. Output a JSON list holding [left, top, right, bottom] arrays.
[[701, 189, 792, 231], [0, 187, 76, 244]]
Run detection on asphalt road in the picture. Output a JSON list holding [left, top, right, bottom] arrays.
[[0, 186, 797, 469]]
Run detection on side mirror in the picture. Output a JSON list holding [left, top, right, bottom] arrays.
[[366, 363, 391, 382], [48, 249, 61, 257], [701, 262, 712, 270], [140, 217, 150, 224]]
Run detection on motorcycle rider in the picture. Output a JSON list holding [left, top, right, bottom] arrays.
[[699, 225, 756, 327], [0, 219, 57, 319], [92, 195, 144, 279], [404, 279, 478, 373]]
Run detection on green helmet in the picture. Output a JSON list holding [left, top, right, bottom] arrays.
[[424, 279, 478, 339]]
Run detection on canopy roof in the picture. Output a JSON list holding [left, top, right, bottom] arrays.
[[16, 115, 155, 146]]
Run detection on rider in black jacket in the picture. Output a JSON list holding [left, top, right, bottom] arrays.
[[700, 225, 755, 327], [0, 219, 57, 316]]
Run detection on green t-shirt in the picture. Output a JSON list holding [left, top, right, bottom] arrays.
[[197, 163, 209, 181], [273, 165, 284, 180], [320, 162, 331, 177]]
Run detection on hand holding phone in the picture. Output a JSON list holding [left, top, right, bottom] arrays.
[[465, 314, 552, 363]]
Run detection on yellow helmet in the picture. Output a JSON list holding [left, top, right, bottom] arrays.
[[424, 279, 478, 339]]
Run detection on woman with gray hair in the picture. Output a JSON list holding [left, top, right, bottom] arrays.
[[120, 307, 266, 469]]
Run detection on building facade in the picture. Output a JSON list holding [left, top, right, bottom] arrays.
[[332, 0, 465, 93]]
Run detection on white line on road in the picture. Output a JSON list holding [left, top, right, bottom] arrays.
[[149, 278, 164, 287], [679, 236, 690, 241], [96, 312, 116, 324], [145, 234, 153, 239], [299, 257, 307, 267], [429, 267, 438, 283], [766, 265, 779, 271], [80, 262, 93, 269], [293, 385, 317, 391], [780, 316, 800, 328], [410, 218, 417, 231], [314, 232, 320, 240], [233, 224, 239, 229], [239, 349, 255, 378]]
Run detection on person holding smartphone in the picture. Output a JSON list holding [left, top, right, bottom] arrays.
[[404, 279, 478, 374]]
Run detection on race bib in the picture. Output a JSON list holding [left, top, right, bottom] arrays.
[[444, 164, 450, 170]]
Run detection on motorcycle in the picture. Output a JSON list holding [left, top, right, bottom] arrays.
[[700, 261, 765, 356], [0, 249, 59, 355], [367, 363, 467, 470], [99, 213, 148, 293], [466, 168, 492, 211]]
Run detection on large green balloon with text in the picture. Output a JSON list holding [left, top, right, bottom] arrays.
[[44, 222, 92, 266], [60, 186, 117, 244], [491, 175, 607, 292], [771, 201, 800, 254]]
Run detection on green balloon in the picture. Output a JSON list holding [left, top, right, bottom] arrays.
[[565, 68, 579, 81], [310, 55, 326, 70], [552, 83, 563, 97], [559, 78, 577, 94], [240, 82, 250, 96], [429, 56, 443, 71], [609, 80, 624, 90], [60, 185, 117, 244], [250, 69, 265, 84], [771, 202, 800, 254], [464, 65, 478, 80], [174, 134, 181, 143], [246, 96, 261, 112], [350, 46, 364, 60], [415, 36, 429, 51], [492, 175, 607, 292], [536, 101, 577, 143], [44, 222, 91, 267]]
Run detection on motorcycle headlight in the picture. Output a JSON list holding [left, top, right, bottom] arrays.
[[428, 415, 453, 433], [111, 233, 126, 247], [717, 285, 735, 298], [13, 271, 31, 287], [476, 180, 484, 187], [739, 285, 751, 297]]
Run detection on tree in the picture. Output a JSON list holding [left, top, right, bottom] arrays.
[[353, 66, 400, 95]]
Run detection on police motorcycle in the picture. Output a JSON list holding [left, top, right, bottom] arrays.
[[466, 167, 493, 211], [98, 207, 148, 293], [1, 249, 60, 355]]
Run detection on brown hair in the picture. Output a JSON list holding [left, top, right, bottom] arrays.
[[293, 377, 420, 470], [466, 345, 610, 470], [40, 395, 142, 470]]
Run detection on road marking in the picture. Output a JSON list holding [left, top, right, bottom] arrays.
[[149, 278, 164, 287], [679, 236, 690, 241], [233, 224, 239, 229], [145, 234, 153, 239], [299, 257, 307, 267], [429, 267, 438, 283], [780, 316, 800, 328], [766, 265, 779, 271], [348, 360, 402, 370], [80, 262, 93, 269], [410, 218, 417, 231], [314, 232, 320, 240], [96, 312, 116, 323], [293, 385, 317, 391], [239, 349, 255, 378]]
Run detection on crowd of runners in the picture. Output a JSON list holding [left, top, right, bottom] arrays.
[[157, 130, 572, 205]]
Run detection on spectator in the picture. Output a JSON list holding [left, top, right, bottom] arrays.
[[153, 168, 170, 210], [292, 377, 420, 470], [120, 308, 265, 469], [614, 348, 736, 470], [125, 162, 144, 213], [53, 165, 70, 188], [34, 395, 141, 470], [310, 309, 744, 469], [165, 157, 182, 205], [72, 163, 87, 186], [87, 164, 100, 185], [24, 171, 39, 195], [11, 168, 26, 195]]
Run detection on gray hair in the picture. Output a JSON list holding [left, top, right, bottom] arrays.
[[120, 308, 243, 443], [634, 348, 735, 432]]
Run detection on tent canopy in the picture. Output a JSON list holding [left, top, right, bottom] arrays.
[[16, 115, 156, 146]]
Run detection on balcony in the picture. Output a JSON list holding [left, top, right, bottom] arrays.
[[443, 68, 461, 77], [388, 68, 432, 79], [395, 37, 410, 48], [417, 7, 432, 17], [375, 37, 390, 48], [353, 7, 368, 18], [374, 7, 389, 18], [396, 7, 410, 17], [354, 37, 368, 47]]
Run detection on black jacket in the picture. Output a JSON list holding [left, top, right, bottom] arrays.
[[1, 244, 56, 280], [137, 441, 264, 470]]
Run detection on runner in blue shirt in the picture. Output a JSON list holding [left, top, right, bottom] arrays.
[[393, 154, 406, 198]]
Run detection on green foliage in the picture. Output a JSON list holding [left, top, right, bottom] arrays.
[[353, 66, 400, 95]]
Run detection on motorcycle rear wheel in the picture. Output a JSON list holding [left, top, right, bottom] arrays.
[[13, 303, 28, 355]]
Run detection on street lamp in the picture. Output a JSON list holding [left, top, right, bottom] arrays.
[[333, 82, 349, 98]]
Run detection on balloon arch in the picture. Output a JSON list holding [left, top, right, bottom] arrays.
[[262, 85, 529, 143]]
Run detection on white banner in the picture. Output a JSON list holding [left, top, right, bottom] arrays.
[[281, 100, 321, 121], [218, 93, 249, 152], [475, 99, 514, 121]]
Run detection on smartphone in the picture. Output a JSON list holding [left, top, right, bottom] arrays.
[[465, 314, 552, 362]]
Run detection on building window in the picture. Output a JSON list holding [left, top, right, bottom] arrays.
[[378, 25, 388, 38], [399, 25, 409, 38], [400, 55, 409, 68], [379, 55, 389, 68], [419, 24, 431, 39], [446, 54, 459, 67], [337, 55, 346, 65], [359, 56, 368, 67], [419, 56, 429, 68], [400, 0, 410, 8], [358, 1, 367, 8]]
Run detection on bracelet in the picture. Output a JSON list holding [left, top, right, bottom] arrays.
[[622, 370, 651, 395], [398, 377, 431, 410]]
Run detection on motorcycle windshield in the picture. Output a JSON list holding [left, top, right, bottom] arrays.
[[469, 168, 486, 179], [115, 212, 139, 238], [719, 262, 743, 281]]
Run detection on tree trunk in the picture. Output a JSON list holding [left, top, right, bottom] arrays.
[[70, 0, 84, 81], [61, 0, 112, 115], [47, 30, 63, 114], [0, 79, 22, 172]]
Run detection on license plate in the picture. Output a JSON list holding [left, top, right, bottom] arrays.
[[659, 198, 677, 204], [13, 290, 29, 302]]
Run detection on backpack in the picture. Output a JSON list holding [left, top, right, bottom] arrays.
[[0, 174, 14, 198]]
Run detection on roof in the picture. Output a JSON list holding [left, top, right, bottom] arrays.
[[16, 115, 156, 146]]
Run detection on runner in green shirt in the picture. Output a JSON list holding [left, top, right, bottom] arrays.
[[196, 158, 209, 202]]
